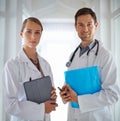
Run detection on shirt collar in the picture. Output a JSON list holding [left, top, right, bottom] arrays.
[[79, 40, 96, 56], [80, 40, 96, 49]]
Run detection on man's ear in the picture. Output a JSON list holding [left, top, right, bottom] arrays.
[[95, 22, 98, 29], [74, 24, 77, 31]]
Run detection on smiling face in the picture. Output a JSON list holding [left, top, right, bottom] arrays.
[[75, 14, 98, 46], [20, 21, 42, 50]]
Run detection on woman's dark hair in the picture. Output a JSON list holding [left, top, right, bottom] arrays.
[[75, 7, 97, 25], [21, 17, 43, 32]]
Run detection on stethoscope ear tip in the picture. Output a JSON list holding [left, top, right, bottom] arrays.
[[66, 61, 71, 67]]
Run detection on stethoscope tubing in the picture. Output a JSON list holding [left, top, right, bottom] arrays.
[[66, 39, 99, 67]]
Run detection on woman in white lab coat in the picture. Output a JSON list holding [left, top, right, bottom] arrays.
[[60, 8, 120, 121], [2, 17, 58, 121]]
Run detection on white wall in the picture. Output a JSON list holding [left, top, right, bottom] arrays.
[[0, 0, 23, 120], [111, 0, 120, 121], [99, 0, 111, 49]]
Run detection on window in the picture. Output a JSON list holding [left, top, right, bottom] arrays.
[[111, 15, 120, 121], [0, 0, 6, 120], [111, 0, 120, 11], [111, 0, 120, 121], [37, 21, 79, 121]]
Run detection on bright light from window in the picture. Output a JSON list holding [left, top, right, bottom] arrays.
[[37, 22, 80, 121]]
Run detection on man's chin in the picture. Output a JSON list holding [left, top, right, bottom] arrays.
[[81, 37, 90, 41]]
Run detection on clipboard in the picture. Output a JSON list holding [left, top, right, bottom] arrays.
[[64, 66, 101, 108], [23, 76, 52, 104]]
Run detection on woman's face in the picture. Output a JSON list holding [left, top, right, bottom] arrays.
[[20, 21, 42, 49]]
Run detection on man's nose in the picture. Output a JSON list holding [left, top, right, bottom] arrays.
[[83, 25, 88, 32]]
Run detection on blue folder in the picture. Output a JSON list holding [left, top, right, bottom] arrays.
[[64, 66, 101, 108]]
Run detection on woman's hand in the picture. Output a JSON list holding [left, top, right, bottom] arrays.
[[51, 87, 57, 100], [45, 87, 58, 113], [44, 100, 58, 113]]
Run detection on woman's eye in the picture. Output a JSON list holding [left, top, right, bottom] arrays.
[[26, 30, 31, 33], [35, 31, 40, 34]]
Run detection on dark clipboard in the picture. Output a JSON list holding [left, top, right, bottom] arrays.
[[23, 76, 52, 104]]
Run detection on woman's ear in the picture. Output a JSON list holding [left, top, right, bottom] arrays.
[[20, 32, 23, 37]]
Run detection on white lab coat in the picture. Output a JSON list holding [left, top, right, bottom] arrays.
[[2, 49, 54, 121], [66, 40, 120, 121]]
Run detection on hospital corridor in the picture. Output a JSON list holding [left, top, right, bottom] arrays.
[[0, 0, 120, 121]]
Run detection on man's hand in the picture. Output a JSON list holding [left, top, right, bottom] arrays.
[[59, 84, 78, 103]]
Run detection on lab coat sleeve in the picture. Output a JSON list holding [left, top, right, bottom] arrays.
[[77, 51, 120, 113], [2, 60, 46, 121]]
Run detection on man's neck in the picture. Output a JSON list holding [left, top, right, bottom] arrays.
[[81, 40, 93, 48]]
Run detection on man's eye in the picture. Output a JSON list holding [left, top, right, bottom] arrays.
[[88, 23, 92, 26], [78, 24, 84, 27], [79, 24, 83, 27]]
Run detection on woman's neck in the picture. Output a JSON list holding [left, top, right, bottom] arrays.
[[23, 46, 37, 60], [23, 46, 40, 71]]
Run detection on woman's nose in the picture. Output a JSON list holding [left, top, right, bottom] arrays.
[[31, 33, 35, 39]]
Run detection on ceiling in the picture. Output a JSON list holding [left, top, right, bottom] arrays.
[[24, 0, 97, 20]]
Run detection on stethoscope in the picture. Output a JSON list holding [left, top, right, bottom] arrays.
[[66, 39, 99, 67]]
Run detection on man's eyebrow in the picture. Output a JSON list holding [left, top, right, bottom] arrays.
[[77, 22, 83, 24], [88, 21, 93, 23], [77, 21, 93, 24]]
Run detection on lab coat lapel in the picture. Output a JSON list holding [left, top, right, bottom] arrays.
[[27, 59, 39, 72], [18, 49, 39, 72]]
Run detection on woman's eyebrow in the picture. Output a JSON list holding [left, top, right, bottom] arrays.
[[35, 30, 40, 31]]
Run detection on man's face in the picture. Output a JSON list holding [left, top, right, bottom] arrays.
[[75, 14, 98, 43]]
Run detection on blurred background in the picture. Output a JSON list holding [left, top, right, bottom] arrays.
[[0, 0, 120, 121]]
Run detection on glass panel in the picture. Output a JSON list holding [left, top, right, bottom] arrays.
[[0, 0, 5, 11], [111, 0, 120, 12], [37, 22, 78, 121], [114, 15, 120, 75], [113, 15, 120, 121], [0, 16, 5, 121], [0, 16, 5, 87]]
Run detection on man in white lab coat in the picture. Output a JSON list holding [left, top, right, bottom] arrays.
[[60, 7, 120, 121]]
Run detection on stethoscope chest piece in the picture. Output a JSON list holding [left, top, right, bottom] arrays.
[[66, 61, 71, 67]]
